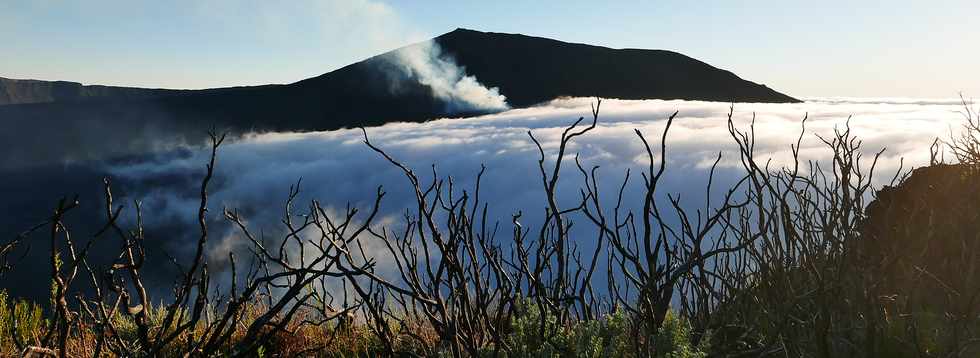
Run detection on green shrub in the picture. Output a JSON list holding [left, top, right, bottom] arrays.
[[505, 300, 568, 357], [0, 289, 44, 350], [567, 309, 631, 357], [652, 311, 709, 358], [504, 299, 707, 357]]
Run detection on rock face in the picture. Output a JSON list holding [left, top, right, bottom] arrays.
[[0, 29, 798, 132], [859, 164, 980, 310]]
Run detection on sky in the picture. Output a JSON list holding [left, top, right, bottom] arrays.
[[1, 0, 977, 98]]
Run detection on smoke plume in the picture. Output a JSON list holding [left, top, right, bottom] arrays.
[[385, 41, 509, 113]]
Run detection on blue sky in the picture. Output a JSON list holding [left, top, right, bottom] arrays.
[[1, 0, 976, 98]]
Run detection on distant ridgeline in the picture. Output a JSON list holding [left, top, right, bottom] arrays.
[[0, 29, 797, 133], [0, 77, 180, 105]]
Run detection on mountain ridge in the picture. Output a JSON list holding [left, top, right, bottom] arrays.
[[433, 29, 798, 106], [0, 28, 798, 111]]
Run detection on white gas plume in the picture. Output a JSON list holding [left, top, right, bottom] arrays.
[[386, 41, 509, 113]]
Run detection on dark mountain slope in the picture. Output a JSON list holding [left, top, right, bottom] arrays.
[[434, 29, 798, 106]]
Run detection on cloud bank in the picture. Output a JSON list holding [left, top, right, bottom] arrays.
[[0, 96, 968, 300], [101, 98, 967, 268]]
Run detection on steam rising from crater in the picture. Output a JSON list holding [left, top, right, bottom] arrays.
[[386, 41, 509, 113]]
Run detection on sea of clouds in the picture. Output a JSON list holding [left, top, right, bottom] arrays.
[[102, 97, 971, 269]]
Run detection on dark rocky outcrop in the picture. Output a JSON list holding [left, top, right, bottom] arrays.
[[859, 163, 980, 312]]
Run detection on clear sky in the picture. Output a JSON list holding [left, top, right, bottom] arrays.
[[2, 0, 977, 98]]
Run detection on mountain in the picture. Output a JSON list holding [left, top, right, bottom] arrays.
[[435, 29, 798, 106], [0, 77, 273, 106], [0, 77, 186, 106], [0, 27, 797, 111], [0, 29, 798, 168]]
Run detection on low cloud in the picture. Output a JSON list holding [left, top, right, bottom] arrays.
[[1, 97, 967, 300], [103, 97, 967, 268]]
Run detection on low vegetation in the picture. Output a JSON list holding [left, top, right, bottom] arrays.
[[1, 99, 979, 357]]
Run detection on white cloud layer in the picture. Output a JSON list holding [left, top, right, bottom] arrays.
[[107, 97, 969, 262]]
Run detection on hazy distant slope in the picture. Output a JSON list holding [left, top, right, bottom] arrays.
[[0, 77, 187, 105]]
